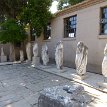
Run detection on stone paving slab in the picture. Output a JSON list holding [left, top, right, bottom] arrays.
[[0, 64, 74, 107], [0, 63, 106, 107], [36, 64, 107, 93], [9, 99, 32, 107], [0, 61, 21, 66]]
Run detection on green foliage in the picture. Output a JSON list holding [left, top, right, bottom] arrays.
[[0, 18, 27, 44], [58, 0, 69, 10], [0, 0, 27, 45], [21, 0, 52, 37], [69, 0, 84, 5], [58, 0, 84, 10], [0, 0, 26, 18], [0, 0, 52, 42]]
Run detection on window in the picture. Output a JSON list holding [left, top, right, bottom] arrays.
[[64, 15, 77, 38], [100, 7, 107, 35], [44, 23, 51, 40]]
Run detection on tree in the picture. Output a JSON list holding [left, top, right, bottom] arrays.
[[0, 0, 52, 39], [58, 0, 84, 10], [58, 0, 69, 10], [0, 0, 27, 42], [0, 18, 27, 61], [0, 18, 26, 44], [21, 0, 52, 38], [0, 0, 27, 43], [0, 0, 52, 60], [0, 0, 27, 19], [69, 0, 84, 5], [0, 0, 28, 61]]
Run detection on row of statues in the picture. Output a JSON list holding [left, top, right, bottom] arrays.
[[25, 41, 107, 80], [55, 41, 88, 78], [25, 41, 88, 76], [25, 42, 49, 67]]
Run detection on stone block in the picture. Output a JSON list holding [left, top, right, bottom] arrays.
[[32, 56, 40, 67], [0, 55, 7, 62], [72, 74, 87, 80], [38, 85, 92, 107], [97, 82, 107, 88]]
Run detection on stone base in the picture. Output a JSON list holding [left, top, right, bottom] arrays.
[[39, 65, 50, 69], [0, 55, 7, 62], [97, 82, 107, 88], [72, 74, 87, 80], [32, 56, 40, 67], [26, 60, 32, 63], [56, 68, 66, 73], [9, 55, 14, 62]]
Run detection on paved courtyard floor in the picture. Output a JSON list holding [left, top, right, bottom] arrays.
[[0, 63, 106, 107]]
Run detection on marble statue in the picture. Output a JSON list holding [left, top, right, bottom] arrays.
[[26, 42, 32, 61], [0, 46, 7, 62], [97, 44, 107, 87], [20, 50, 24, 62], [41, 44, 49, 66], [55, 41, 63, 69], [1, 47, 5, 56], [75, 41, 88, 76], [102, 44, 107, 78], [33, 43, 38, 57], [32, 43, 40, 67], [9, 44, 14, 61]]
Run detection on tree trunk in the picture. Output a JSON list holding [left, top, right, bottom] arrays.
[[27, 23, 32, 42]]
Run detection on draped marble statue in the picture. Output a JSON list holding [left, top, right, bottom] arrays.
[[75, 41, 88, 76], [20, 50, 24, 62], [55, 41, 63, 69], [0, 47, 7, 62], [33, 43, 38, 57], [9, 44, 14, 61], [41, 44, 49, 66], [1, 47, 5, 56], [32, 43, 40, 67], [26, 42, 32, 61], [97, 44, 107, 88], [102, 44, 107, 78]]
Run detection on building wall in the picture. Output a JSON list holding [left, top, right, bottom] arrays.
[[38, 1, 107, 74]]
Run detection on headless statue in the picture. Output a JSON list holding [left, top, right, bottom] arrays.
[[1, 47, 5, 56], [41, 44, 49, 66], [33, 43, 38, 57], [20, 50, 24, 62], [75, 41, 88, 76], [55, 41, 63, 70], [26, 42, 32, 61]]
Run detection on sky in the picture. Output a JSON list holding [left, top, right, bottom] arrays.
[[50, 1, 58, 13]]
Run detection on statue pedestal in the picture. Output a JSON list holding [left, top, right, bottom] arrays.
[[97, 82, 107, 88], [72, 74, 87, 80], [0, 55, 7, 62], [32, 56, 40, 67], [39, 65, 50, 69], [56, 68, 66, 73]]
